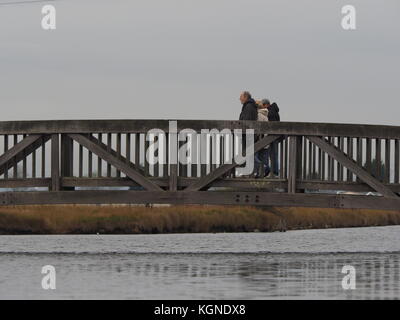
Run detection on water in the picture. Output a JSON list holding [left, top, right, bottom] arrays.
[[1, 226, 400, 299]]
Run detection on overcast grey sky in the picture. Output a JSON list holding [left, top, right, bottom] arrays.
[[0, 0, 399, 124]]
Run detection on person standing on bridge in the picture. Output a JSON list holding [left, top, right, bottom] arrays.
[[253, 100, 270, 178], [263, 98, 280, 177], [238, 91, 258, 177], [239, 91, 258, 121]]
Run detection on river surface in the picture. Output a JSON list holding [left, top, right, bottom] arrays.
[[1, 226, 400, 299]]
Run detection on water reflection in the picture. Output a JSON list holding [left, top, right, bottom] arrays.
[[1, 252, 399, 299]]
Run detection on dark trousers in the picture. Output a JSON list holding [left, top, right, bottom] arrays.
[[267, 141, 279, 175], [254, 142, 279, 176]]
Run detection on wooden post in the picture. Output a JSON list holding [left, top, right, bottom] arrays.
[[51, 134, 60, 191], [61, 134, 74, 190], [288, 136, 298, 194]]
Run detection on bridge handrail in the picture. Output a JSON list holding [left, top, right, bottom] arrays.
[[0, 120, 399, 139]]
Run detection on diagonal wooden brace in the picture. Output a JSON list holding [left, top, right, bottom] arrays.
[[68, 133, 163, 191], [307, 136, 398, 198], [185, 134, 282, 191], [0, 134, 48, 175]]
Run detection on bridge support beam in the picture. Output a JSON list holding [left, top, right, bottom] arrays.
[[68, 133, 163, 191], [307, 136, 398, 198], [2, 191, 400, 211]]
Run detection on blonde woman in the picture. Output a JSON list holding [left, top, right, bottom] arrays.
[[254, 99, 270, 178]]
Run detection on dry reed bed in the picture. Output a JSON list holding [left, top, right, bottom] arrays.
[[0, 205, 399, 234]]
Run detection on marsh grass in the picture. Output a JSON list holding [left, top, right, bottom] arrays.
[[0, 205, 399, 234]]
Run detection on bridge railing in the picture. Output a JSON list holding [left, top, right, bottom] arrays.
[[0, 120, 399, 208]]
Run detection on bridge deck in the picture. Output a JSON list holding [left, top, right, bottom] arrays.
[[0, 120, 399, 210]]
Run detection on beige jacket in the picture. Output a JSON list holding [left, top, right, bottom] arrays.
[[257, 108, 269, 122]]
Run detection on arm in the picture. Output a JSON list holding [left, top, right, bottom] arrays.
[[239, 104, 254, 120]]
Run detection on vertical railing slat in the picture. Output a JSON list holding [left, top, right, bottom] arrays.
[[153, 134, 159, 178], [385, 139, 391, 183], [356, 137, 362, 182], [98, 133, 102, 177], [284, 137, 288, 179], [163, 134, 169, 178], [135, 133, 140, 171], [88, 133, 93, 178], [311, 142, 316, 180], [200, 133, 207, 177], [280, 137, 286, 179], [107, 133, 112, 177], [116, 133, 121, 177], [23, 134, 27, 178], [321, 138, 326, 181], [32, 137, 36, 179], [395, 139, 399, 184], [327, 137, 332, 181], [13, 135, 18, 178], [79, 144, 83, 178], [366, 138, 372, 178], [179, 138, 186, 177], [41, 135, 46, 178], [288, 136, 298, 193], [144, 134, 149, 177], [338, 137, 344, 181], [307, 138, 312, 180], [192, 133, 198, 178], [169, 130, 178, 191], [126, 133, 131, 164], [4, 135, 8, 179], [376, 138, 381, 180]]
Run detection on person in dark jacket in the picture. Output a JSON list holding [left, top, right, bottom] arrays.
[[262, 99, 280, 177], [266, 100, 280, 122], [239, 91, 258, 121], [238, 91, 258, 177]]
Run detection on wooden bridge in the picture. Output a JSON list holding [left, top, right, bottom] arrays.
[[0, 120, 399, 210]]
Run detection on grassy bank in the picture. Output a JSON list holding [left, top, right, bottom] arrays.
[[1, 205, 400, 235]]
